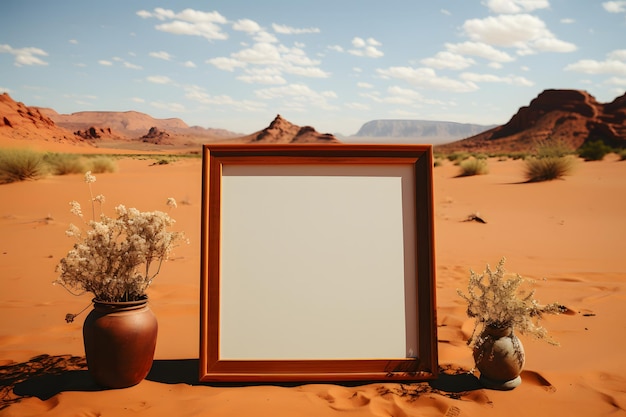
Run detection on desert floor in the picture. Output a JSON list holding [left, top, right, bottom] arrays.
[[1, 145, 625, 416]]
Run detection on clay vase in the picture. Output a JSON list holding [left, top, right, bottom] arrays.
[[473, 324, 525, 390], [83, 297, 158, 389]]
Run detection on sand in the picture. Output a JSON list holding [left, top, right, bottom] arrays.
[[1, 143, 625, 416]]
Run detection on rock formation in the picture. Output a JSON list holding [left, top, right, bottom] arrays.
[[0, 93, 81, 143], [244, 115, 339, 144], [437, 89, 626, 153]]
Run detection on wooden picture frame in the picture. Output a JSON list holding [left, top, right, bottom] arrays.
[[200, 144, 437, 382]]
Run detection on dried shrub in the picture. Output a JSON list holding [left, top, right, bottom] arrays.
[[55, 172, 186, 303], [457, 258, 564, 347], [0, 148, 47, 183], [43, 153, 85, 175], [458, 157, 489, 177], [88, 156, 117, 173], [524, 156, 574, 182]]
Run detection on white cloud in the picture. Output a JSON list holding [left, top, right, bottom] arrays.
[[421, 51, 476, 70], [272, 23, 320, 34], [185, 85, 266, 111], [463, 14, 577, 54], [237, 68, 286, 85], [328, 45, 344, 53], [609, 49, 626, 60], [255, 83, 338, 110], [560, 18, 576, 24], [0, 86, 11, 93], [484, 0, 549, 14], [606, 76, 626, 86], [150, 101, 185, 112], [233, 19, 262, 33], [131, 97, 145, 103], [253, 31, 279, 44], [602, 1, 626, 13], [345, 102, 370, 110], [149, 51, 173, 61], [98, 60, 113, 66], [445, 41, 515, 63], [138, 8, 228, 41], [182, 60, 197, 68], [565, 59, 626, 76], [69, 39, 78, 44], [146, 75, 173, 84], [357, 82, 374, 88], [565, 49, 626, 76], [208, 41, 329, 82], [441, 9, 451, 16], [376, 66, 479, 92], [348, 37, 384, 58], [123, 61, 142, 70], [460, 72, 534, 86], [206, 57, 247, 71], [0, 44, 49, 67]]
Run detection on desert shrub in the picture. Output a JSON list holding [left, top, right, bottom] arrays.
[[524, 156, 574, 182], [0, 148, 47, 183], [433, 158, 443, 167], [458, 157, 489, 177], [43, 153, 85, 175], [524, 139, 574, 182], [447, 152, 470, 164], [577, 140, 612, 161], [617, 148, 626, 161], [88, 156, 117, 173], [535, 139, 571, 158]]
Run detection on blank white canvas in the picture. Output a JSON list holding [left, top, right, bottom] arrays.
[[219, 164, 417, 360]]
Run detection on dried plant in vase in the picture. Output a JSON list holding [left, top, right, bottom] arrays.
[[53, 171, 187, 389], [457, 257, 565, 390], [55, 171, 186, 307]]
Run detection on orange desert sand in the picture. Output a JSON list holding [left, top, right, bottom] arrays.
[[1, 140, 625, 416]]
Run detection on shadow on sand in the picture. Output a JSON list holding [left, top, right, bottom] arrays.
[[2, 355, 483, 409]]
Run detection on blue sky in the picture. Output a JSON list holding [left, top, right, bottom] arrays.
[[2, 0, 625, 135]]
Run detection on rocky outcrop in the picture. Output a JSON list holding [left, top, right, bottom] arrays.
[[0, 93, 81, 143], [437, 90, 626, 153], [245, 115, 339, 144], [75, 126, 119, 140], [140, 126, 172, 144]]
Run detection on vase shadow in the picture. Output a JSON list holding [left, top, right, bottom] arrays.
[[3, 356, 483, 410]]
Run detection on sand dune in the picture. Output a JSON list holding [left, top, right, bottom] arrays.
[[1, 149, 625, 416]]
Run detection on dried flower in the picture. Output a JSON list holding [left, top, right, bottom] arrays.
[[84, 171, 96, 184], [55, 172, 186, 304], [166, 197, 177, 209], [457, 257, 565, 347]]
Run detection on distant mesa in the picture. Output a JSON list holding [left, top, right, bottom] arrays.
[[353, 119, 495, 143], [437, 89, 626, 153], [241, 114, 340, 144]]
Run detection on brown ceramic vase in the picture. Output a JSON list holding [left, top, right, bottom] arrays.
[[83, 297, 158, 389], [473, 324, 525, 390]]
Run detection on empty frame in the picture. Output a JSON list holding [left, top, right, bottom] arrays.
[[200, 144, 437, 382]]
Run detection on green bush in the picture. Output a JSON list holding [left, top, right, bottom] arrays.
[[447, 151, 471, 164], [43, 153, 85, 175], [577, 140, 612, 161], [0, 148, 47, 183], [534, 138, 571, 158], [458, 157, 489, 177], [88, 156, 117, 173], [617, 149, 626, 161], [524, 156, 574, 182]]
